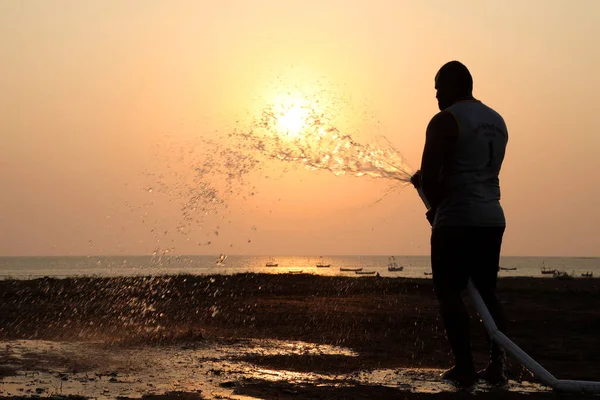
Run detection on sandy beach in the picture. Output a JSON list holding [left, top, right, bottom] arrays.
[[0, 273, 598, 399]]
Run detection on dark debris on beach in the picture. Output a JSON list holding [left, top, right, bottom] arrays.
[[0, 274, 599, 399]]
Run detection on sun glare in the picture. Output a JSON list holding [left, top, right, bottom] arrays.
[[275, 104, 309, 137], [256, 83, 336, 140]]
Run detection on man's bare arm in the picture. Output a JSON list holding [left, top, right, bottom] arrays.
[[419, 111, 459, 214]]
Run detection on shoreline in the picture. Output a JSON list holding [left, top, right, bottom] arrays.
[[0, 272, 595, 282], [1, 255, 598, 282]]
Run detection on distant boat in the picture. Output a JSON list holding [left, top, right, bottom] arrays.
[[387, 256, 404, 272], [340, 267, 363, 272], [424, 272, 433, 276], [316, 256, 331, 268], [541, 267, 556, 275], [499, 266, 517, 271], [355, 270, 376, 275], [540, 261, 555, 275], [288, 269, 303, 274], [581, 272, 594, 278], [265, 257, 278, 267], [216, 254, 227, 265]]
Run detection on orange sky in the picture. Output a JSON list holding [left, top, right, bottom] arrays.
[[1, 0, 599, 257]]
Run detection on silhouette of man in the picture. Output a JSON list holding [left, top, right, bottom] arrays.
[[411, 61, 508, 386]]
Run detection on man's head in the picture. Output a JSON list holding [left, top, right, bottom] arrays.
[[434, 61, 473, 110]]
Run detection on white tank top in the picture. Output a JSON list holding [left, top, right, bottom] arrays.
[[434, 100, 508, 228]]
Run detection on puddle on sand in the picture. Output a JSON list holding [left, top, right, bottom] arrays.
[[0, 339, 550, 399], [362, 368, 549, 394]]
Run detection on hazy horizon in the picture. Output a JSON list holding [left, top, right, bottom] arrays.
[[1, 253, 598, 259], [2, 1, 599, 257]]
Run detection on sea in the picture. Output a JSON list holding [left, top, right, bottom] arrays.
[[0, 255, 597, 280]]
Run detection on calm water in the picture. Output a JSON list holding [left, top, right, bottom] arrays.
[[0, 255, 597, 280]]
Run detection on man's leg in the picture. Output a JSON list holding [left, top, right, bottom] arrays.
[[431, 227, 478, 385], [470, 227, 507, 384]]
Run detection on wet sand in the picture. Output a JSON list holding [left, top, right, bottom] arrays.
[[0, 273, 598, 399]]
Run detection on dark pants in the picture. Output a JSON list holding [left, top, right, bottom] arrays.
[[431, 226, 507, 369]]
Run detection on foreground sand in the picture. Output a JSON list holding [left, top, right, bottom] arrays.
[[0, 273, 598, 399]]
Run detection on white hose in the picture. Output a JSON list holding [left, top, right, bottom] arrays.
[[414, 183, 600, 393], [467, 280, 600, 393]]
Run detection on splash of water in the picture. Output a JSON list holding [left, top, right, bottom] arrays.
[[232, 103, 413, 183], [144, 96, 414, 251]]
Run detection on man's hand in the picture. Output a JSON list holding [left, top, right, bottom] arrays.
[[410, 170, 421, 189]]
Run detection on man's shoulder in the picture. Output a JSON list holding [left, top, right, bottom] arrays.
[[427, 110, 459, 138], [448, 100, 507, 129], [429, 110, 455, 124], [473, 101, 506, 122]]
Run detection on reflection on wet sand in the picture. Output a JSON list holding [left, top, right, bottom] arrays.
[[0, 339, 550, 399]]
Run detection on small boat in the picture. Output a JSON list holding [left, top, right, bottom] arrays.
[[424, 272, 433, 276], [355, 270, 376, 275], [265, 257, 278, 267], [387, 256, 404, 272], [316, 256, 331, 268], [540, 261, 555, 275], [340, 267, 363, 272], [499, 266, 517, 271], [288, 269, 303, 274], [216, 254, 227, 265], [581, 272, 594, 278]]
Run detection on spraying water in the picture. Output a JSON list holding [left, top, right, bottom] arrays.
[[144, 90, 415, 251], [234, 101, 414, 182]]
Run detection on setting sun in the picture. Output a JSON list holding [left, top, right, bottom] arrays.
[[275, 104, 309, 137], [266, 90, 323, 139]]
